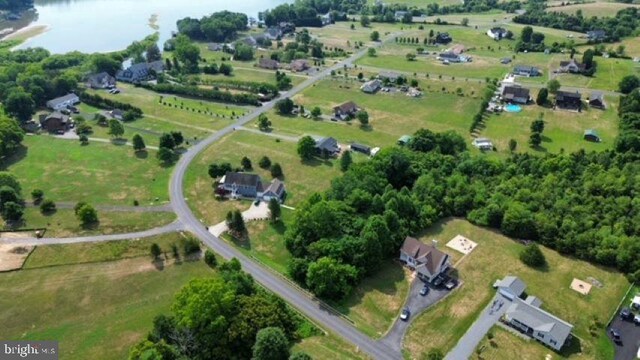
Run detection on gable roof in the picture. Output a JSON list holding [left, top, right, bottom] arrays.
[[263, 178, 285, 196], [361, 79, 382, 92], [514, 65, 539, 74], [334, 101, 359, 114], [378, 71, 399, 80], [506, 297, 573, 343], [559, 59, 586, 70], [556, 90, 582, 100], [46, 93, 79, 108], [401, 237, 449, 275], [502, 85, 530, 99], [439, 52, 459, 60], [259, 58, 279, 69], [489, 27, 507, 35], [41, 111, 70, 125], [315, 137, 339, 152], [350, 143, 371, 152], [494, 275, 527, 297], [590, 91, 604, 101], [223, 172, 261, 188]]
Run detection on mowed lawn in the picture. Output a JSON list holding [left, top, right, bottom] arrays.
[[403, 218, 629, 359], [2, 135, 172, 205], [270, 78, 482, 148], [5, 208, 176, 238], [481, 92, 619, 154], [184, 130, 344, 224], [545, 2, 640, 17]]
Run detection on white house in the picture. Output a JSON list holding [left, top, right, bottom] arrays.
[[487, 27, 508, 40], [46, 93, 80, 111], [400, 237, 450, 282], [472, 138, 493, 151]]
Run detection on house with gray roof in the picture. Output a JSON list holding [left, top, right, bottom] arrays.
[[495, 276, 574, 351], [588, 91, 605, 109], [378, 71, 400, 83], [116, 61, 164, 83], [502, 85, 530, 104], [513, 65, 541, 77], [218, 172, 286, 202], [262, 178, 286, 202], [46, 93, 80, 111], [85, 72, 116, 89], [400, 237, 451, 282], [315, 137, 341, 156], [360, 79, 382, 94]]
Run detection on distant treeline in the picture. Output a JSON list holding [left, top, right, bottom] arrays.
[[177, 11, 248, 42], [0, 0, 33, 11]]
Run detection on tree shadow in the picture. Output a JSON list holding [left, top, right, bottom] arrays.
[[80, 221, 100, 231], [559, 336, 582, 357], [301, 157, 334, 168], [135, 150, 148, 159], [152, 258, 165, 271], [110, 138, 128, 146], [41, 209, 58, 217], [0, 144, 28, 170]]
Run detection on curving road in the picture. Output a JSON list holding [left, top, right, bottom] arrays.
[[170, 41, 403, 360]]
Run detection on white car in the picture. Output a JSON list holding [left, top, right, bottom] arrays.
[[634, 314, 640, 325]]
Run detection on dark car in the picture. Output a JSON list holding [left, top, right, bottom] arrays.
[[419, 286, 429, 296], [610, 328, 622, 343], [432, 274, 447, 287], [620, 308, 633, 321], [445, 278, 458, 290], [400, 308, 410, 321]]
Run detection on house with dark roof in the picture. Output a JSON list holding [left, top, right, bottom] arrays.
[[290, 59, 310, 72], [586, 29, 606, 42], [588, 91, 605, 109], [360, 79, 382, 94], [46, 93, 80, 111], [258, 58, 280, 70], [556, 91, 582, 110], [262, 178, 286, 202], [116, 61, 164, 83], [39, 112, 71, 133], [502, 85, 530, 104], [487, 27, 508, 40], [350, 143, 371, 155], [435, 32, 452, 44], [218, 172, 286, 202], [513, 65, 541, 77], [333, 101, 360, 120], [495, 276, 574, 351], [437, 52, 461, 63], [315, 137, 341, 156], [558, 59, 586, 74], [85, 72, 116, 89], [584, 129, 600, 142], [400, 237, 451, 282]]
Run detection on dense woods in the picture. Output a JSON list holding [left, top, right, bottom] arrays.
[[285, 98, 640, 300], [0, 0, 32, 11], [177, 11, 248, 42]]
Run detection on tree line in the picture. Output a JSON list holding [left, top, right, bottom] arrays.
[[177, 11, 248, 42], [140, 83, 261, 106]]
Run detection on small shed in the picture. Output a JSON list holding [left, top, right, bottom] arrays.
[[398, 135, 412, 146], [350, 143, 371, 155], [583, 129, 600, 142]]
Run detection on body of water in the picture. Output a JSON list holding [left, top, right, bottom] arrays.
[[18, 0, 285, 53]]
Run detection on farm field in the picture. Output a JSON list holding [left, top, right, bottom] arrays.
[[481, 92, 619, 154], [4, 208, 177, 238], [184, 130, 345, 225], [545, 2, 640, 17], [403, 218, 628, 359], [2, 135, 173, 206]]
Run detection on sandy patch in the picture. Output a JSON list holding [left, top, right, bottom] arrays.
[[446, 234, 477, 255], [0, 244, 34, 271], [570, 278, 592, 295]]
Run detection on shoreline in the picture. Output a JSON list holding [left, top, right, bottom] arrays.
[[3, 24, 49, 44]]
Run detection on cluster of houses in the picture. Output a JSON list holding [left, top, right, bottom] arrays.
[[494, 276, 574, 352], [216, 172, 286, 202], [359, 72, 423, 97], [37, 93, 81, 134], [257, 57, 310, 73]]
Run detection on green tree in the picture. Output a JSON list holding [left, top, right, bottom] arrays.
[[252, 327, 290, 360], [536, 88, 548, 106], [530, 119, 544, 133], [146, 43, 162, 62], [79, 134, 89, 145], [521, 26, 533, 43], [76, 204, 98, 226], [0, 186, 20, 208], [241, 156, 252, 170], [619, 75, 640, 94], [132, 134, 146, 151], [306, 257, 357, 300], [357, 111, 369, 126], [208, 162, 232, 178], [406, 52, 416, 61], [311, 106, 322, 119], [275, 98, 295, 115], [227, 209, 246, 236], [529, 132, 542, 147], [508, 139, 517, 153], [0, 173, 21, 194], [156, 147, 174, 164], [547, 79, 561, 94], [268, 198, 281, 222], [289, 353, 312, 360], [367, 48, 376, 57], [233, 43, 255, 61], [520, 243, 546, 268], [108, 119, 124, 138], [171, 131, 184, 147], [270, 163, 283, 178], [159, 133, 176, 149], [340, 150, 353, 172], [31, 189, 44, 202], [461, 17, 469, 26], [370, 31, 380, 41], [360, 15, 370, 27], [39, 199, 56, 214], [2, 201, 23, 221], [174, 35, 201, 73], [259, 156, 272, 169], [150, 243, 162, 260], [4, 88, 35, 122], [297, 136, 316, 160], [0, 114, 24, 158], [257, 113, 272, 131], [219, 62, 233, 75], [204, 249, 217, 267], [183, 237, 201, 255], [426, 349, 444, 360]]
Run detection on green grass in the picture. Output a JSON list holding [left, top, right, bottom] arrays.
[[184, 130, 345, 224], [2, 135, 173, 206], [546, 2, 640, 18], [293, 332, 369, 360], [481, 92, 619, 154], [4, 208, 176, 238], [403, 218, 629, 359]]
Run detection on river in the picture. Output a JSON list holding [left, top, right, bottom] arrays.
[[16, 0, 286, 53]]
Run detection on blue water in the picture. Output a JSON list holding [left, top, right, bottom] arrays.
[[504, 104, 522, 113]]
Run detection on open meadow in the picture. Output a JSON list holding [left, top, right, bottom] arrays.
[[403, 218, 629, 359]]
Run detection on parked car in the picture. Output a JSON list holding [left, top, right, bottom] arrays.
[[419, 286, 429, 296], [634, 314, 640, 325], [432, 274, 447, 287], [400, 308, 410, 321], [621, 308, 634, 321], [445, 278, 458, 290], [610, 328, 622, 343]]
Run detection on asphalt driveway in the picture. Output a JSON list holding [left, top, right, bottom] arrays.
[[380, 277, 452, 352], [609, 313, 640, 360]]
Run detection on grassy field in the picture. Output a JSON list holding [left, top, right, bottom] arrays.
[[184, 130, 345, 224], [2, 135, 172, 206], [481, 91, 619, 154], [0, 235, 366, 360], [3, 208, 176, 238], [403, 218, 629, 359], [545, 2, 640, 17], [474, 326, 556, 360]]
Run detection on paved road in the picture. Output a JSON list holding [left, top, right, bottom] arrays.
[[1, 220, 185, 246], [170, 37, 403, 360], [609, 314, 640, 360], [445, 293, 509, 360]]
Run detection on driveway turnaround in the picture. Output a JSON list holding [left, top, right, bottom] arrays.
[[445, 293, 509, 360], [609, 314, 640, 360], [381, 278, 452, 353]]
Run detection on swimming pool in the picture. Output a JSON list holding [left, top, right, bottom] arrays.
[[504, 104, 522, 113]]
